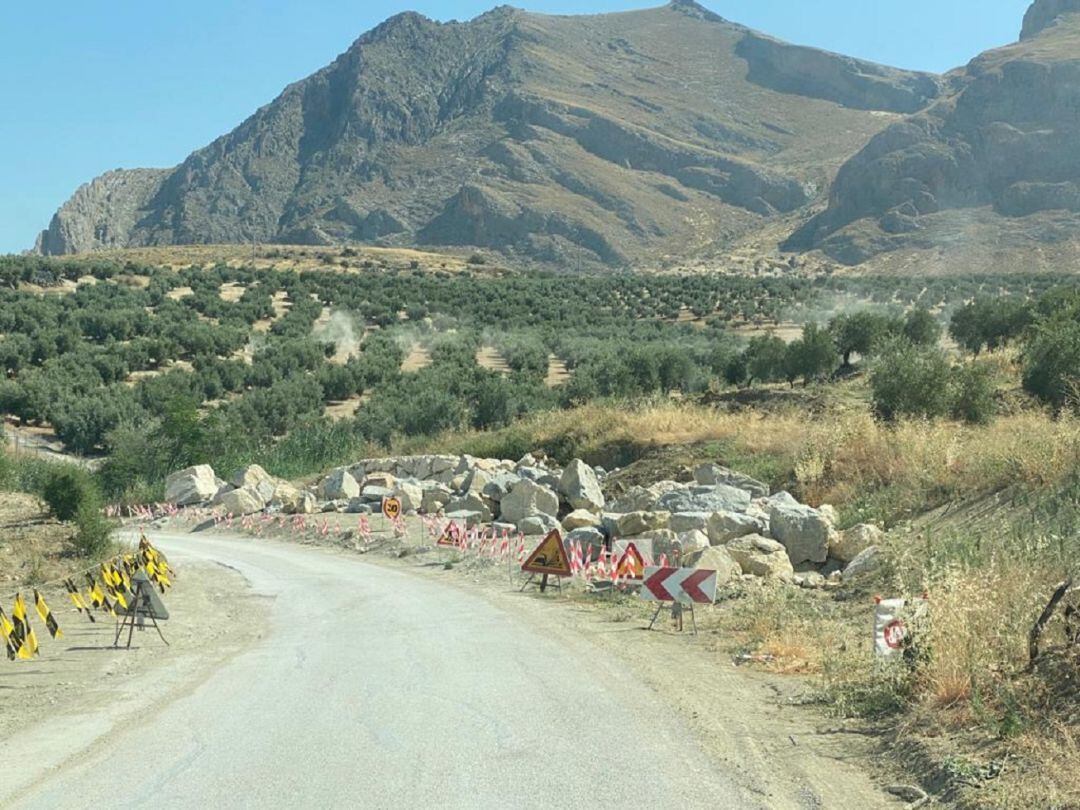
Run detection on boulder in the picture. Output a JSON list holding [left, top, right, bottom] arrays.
[[690, 546, 742, 586], [346, 499, 373, 514], [518, 514, 561, 536], [632, 529, 679, 559], [794, 571, 827, 589], [612, 511, 670, 537], [445, 509, 484, 529], [391, 481, 423, 513], [831, 523, 884, 563], [165, 465, 220, 506], [559, 459, 605, 512], [460, 468, 491, 496], [668, 512, 711, 533], [567, 526, 606, 550], [768, 502, 832, 564], [609, 480, 682, 513], [420, 484, 453, 514], [706, 510, 767, 545], [215, 485, 265, 516], [319, 469, 360, 501], [562, 509, 600, 531], [818, 504, 839, 526], [657, 484, 751, 515], [764, 491, 800, 509], [230, 463, 271, 490], [361, 485, 393, 503], [726, 534, 795, 581], [445, 493, 493, 522], [481, 472, 519, 503], [693, 463, 770, 497], [270, 482, 309, 514], [363, 471, 397, 490], [229, 465, 278, 504], [499, 479, 559, 524], [676, 529, 711, 559], [843, 546, 884, 580]]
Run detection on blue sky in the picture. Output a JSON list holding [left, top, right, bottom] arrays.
[[0, 0, 1032, 254]]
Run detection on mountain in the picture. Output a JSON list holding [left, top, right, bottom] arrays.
[[35, 1, 940, 267], [786, 0, 1080, 267]]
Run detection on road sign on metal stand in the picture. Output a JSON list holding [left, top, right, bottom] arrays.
[[113, 571, 170, 649], [521, 530, 572, 593], [382, 496, 402, 521], [639, 566, 717, 634]]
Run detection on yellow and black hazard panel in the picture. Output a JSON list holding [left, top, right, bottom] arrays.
[[11, 594, 38, 659], [85, 574, 116, 618], [64, 579, 95, 623], [33, 590, 62, 641], [0, 605, 18, 660]]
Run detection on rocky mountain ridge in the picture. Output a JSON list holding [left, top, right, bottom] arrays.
[[786, 0, 1080, 264], [35, 1, 935, 267], [35, 0, 1080, 274]]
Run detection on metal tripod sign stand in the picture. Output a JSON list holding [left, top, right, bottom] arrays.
[[113, 571, 170, 649]]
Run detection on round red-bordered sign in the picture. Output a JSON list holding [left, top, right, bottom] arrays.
[[883, 619, 906, 650]]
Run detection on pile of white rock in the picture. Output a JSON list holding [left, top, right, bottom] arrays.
[[165, 454, 885, 587]]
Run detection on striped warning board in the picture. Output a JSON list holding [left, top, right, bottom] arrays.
[[640, 567, 718, 605]]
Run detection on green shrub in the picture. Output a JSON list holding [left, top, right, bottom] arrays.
[[951, 361, 998, 424], [870, 339, 952, 421], [72, 495, 112, 557], [1022, 314, 1080, 411], [40, 466, 99, 521]]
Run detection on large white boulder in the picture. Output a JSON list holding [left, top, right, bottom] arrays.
[[319, 469, 360, 501], [842, 546, 885, 580], [445, 493, 492, 522], [215, 485, 265, 516], [676, 529, 711, 559], [726, 535, 795, 581], [668, 512, 711, 533], [691, 546, 742, 587], [165, 465, 220, 506], [391, 481, 424, 513], [830, 524, 884, 563], [562, 509, 600, 531], [499, 479, 559, 524], [657, 484, 751, 515], [707, 510, 767, 545], [559, 459, 605, 512], [608, 481, 682, 513], [518, 514, 561, 536], [768, 502, 832, 564], [693, 463, 770, 497], [611, 511, 671, 537], [420, 484, 453, 514]]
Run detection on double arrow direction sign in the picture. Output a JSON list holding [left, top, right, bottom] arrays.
[[640, 566, 718, 605]]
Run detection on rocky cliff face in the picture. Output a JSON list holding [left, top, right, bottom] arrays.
[[35, 169, 168, 255], [1021, 0, 1080, 39], [36, 1, 936, 266], [786, 0, 1080, 264], [735, 32, 942, 114]]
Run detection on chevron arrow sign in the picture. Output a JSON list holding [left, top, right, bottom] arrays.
[[640, 566, 718, 605]]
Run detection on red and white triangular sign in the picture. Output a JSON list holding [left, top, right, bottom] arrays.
[[436, 522, 462, 547], [616, 542, 645, 580]]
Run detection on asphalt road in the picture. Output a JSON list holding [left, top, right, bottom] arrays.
[[13, 531, 762, 809]]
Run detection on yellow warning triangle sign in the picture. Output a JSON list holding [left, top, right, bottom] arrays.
[[521, 530, 572, 577]]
